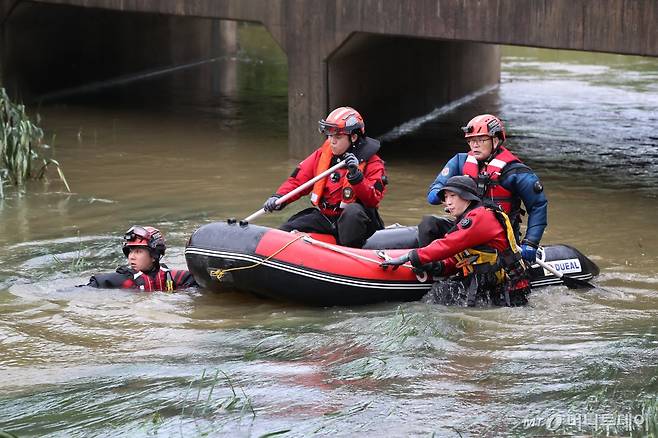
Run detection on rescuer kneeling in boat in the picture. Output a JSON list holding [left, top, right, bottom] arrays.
[[87, 226, 197, 291], [262, 106, 388, 248], [380, 176, 531, 307]]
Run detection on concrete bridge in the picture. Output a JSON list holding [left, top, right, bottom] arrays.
[[2, 0, 657, 156]]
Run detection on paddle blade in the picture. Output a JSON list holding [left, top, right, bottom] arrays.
[[535, 257, 597, 290], [560, 275, 596, 290]]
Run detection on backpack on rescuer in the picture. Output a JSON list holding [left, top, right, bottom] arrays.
[[452, 203, 530, 307]]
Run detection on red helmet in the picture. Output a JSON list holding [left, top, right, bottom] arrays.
[[461, 114, 506, 143], [122, 225, 166, 260], [318, 107, 365, 136]]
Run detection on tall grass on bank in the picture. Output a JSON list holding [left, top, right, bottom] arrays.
[[0, 88, 70, 198]]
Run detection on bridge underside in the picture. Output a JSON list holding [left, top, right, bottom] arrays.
[[0, 2, 502, 155], [1, 2, 226, 100], [328, 33, 499, 138], [7, 0, 655, 156]]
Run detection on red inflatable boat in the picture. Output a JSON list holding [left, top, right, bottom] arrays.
[[185, 220, 599, 306]]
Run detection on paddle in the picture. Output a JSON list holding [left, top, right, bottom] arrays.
[[242, 160, 348, 223], [535, 258, 596, 289]]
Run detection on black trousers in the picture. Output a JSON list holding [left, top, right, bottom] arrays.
[[417, 215, 456, 247], [423, 275, 529, 307], [280, 204, 383, 248]]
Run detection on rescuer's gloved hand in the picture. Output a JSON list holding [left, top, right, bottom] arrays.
[[343, 153, 364, 184], [380, 253, 410, 270], [263, 194, 284, 212], [520, 239, 538, 262], [343, 152, 359, 172]]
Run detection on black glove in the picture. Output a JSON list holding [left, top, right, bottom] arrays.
[[343, 152, 363, 184], [263, 194, 284, 212], [380, 253, 410, 270]]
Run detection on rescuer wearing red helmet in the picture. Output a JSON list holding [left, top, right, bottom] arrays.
[[262, 106, 388, 247], [381, 176, 531, 307], [419, 114, 548, 262], [87, 225, 197, 291]]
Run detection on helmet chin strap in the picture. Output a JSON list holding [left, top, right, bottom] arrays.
[[146, 258, 160, 273], [484, 137, 503, 164], [349, 133, 362, 149]]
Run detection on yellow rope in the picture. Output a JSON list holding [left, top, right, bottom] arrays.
[[209, 234, 305, 281]]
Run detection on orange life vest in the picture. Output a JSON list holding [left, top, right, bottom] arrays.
[[310, 140, 367, 210]]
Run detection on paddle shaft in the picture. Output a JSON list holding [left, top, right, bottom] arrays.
[[243, 160, 347, 223], [535, 258, 564, 278]]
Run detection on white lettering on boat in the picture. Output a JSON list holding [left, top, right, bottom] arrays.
[[544, 258, 582, 275]]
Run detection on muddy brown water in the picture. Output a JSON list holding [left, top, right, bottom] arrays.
[[1, 40, 657, 436]]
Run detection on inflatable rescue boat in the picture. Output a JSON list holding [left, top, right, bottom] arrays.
[[185, 220, 599, 306]]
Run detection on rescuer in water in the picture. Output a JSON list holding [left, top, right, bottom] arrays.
[[87, 225, 196, 291]]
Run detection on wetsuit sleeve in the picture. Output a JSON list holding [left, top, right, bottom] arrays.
[[427, 153, 467, 205], [415, 209, 501, 264], [501, 170, 548, 244], [440, 257, 459, 276], [351, 155, 387, 208], [87, 275, 101, 288], [173, 270, 198, 289], [274, 148, 323, 204], [86, 269, 131, 289]]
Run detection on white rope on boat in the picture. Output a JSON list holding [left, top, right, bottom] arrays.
[[301, 235, 413, 269]]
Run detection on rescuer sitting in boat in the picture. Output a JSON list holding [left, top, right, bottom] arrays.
[[380, 176, 531, 307], [262, 106, 388, 248], [87, 225, 197, 291], [419, 114, 547, 263]]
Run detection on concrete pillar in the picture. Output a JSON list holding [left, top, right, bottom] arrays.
[[283, 10, 331, 157], [212, 20, 238, 95]]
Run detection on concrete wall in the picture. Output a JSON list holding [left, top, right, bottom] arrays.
[[1, 2, 223, 101], [328, 34, 500, 138], [0, 0, 17, 86], [8, 0, 658, 156]]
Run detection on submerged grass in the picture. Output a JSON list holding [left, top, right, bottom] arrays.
[[51, 231, 91, 274], [180, 369, 255, 420], [641, 397, 658, 437], [0, 87, 70, 197], [171, 369, 257, 436]]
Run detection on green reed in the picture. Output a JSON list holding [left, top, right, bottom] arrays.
[[641, 397, 658, 437], [51, 249, 90, 274], [0, 87, 70, 197], [180, 369, 255, 420]]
